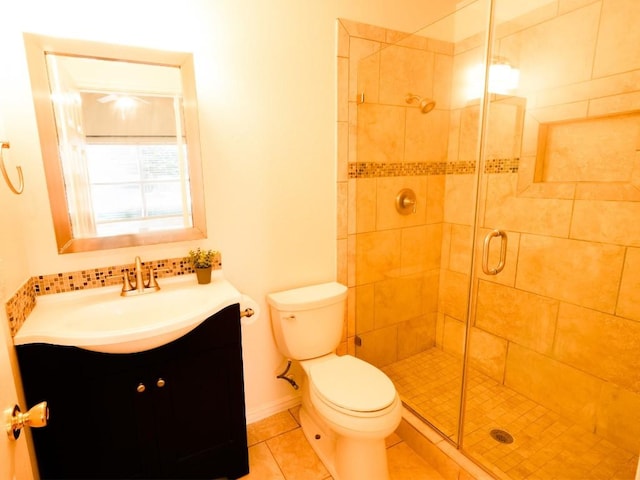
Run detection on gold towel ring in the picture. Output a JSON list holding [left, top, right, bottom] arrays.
[[0, 142, 24, 195]]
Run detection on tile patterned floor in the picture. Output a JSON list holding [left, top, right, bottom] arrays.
[[239, 407, 447, 480], [383, 348, 639, 480]]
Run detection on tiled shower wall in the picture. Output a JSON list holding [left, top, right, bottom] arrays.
[[337, 0, 640, 456]]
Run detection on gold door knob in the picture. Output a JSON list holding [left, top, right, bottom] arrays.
[[156, 378, 166, 388], [136, 383, 146, 393]]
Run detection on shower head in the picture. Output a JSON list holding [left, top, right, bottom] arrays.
[[405, 93, 436, 114]]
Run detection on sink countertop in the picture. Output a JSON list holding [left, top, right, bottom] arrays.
[[13, 271, 242, 354]]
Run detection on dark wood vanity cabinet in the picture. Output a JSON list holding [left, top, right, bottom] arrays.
[[16, 304, 249, 479]]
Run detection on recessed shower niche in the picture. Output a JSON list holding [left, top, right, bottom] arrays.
[[520, 110, 640, 200], [536, 112, 640, 183]]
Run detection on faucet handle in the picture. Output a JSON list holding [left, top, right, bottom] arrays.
[[122, 269, 134, 292], [145, 267, 161, 290]]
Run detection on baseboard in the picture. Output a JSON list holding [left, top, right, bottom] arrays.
[[245, 393, 301, 424]]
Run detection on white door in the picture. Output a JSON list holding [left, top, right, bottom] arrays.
[[0, 319, 35, 480]]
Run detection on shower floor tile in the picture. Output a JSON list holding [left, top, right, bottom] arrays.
[[382, 348, 639, 480]]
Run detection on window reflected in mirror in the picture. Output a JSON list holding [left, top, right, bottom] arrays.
[[24, 34, 206, 253]]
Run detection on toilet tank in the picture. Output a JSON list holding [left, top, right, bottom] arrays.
[[266, 282, 347, 360]]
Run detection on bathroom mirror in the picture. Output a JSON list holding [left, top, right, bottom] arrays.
[[24, 33, 206, 253]]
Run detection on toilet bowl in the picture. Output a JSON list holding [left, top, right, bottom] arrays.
[[267, 283, 402, 480]]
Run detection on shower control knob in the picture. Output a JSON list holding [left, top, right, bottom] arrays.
[[136, 383, 146, 393], [395, 188, 417, 215], [157, 378, 166, 388]]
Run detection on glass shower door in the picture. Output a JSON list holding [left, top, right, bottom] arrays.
[[462, 1, 640, 478], [348, 0, 492, 445]]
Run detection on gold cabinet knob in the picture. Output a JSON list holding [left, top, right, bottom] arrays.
[[136, 383, 146, 393], [156, 378, 166, 388]]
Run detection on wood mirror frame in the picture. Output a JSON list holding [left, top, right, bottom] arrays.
[[23, 33, 206, 253]]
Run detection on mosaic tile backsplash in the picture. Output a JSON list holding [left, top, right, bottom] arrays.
[[5, 253, 222, 337]]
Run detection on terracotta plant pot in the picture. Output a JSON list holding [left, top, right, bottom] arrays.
[[195, 267, 212, 284]]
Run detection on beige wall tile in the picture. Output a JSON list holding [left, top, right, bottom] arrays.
[[450, 46, 484, 109], [447, 109, 461, 161], [468, 326, 507, 382], [348, 101, 358, 163], [356, 324, 398, 367], [337, 57, 349, 123], [339, 18, 386, 42], [347, 286, 356, 338], [347, 234, 356, 287], [485, 100, 525, 160], [355, 283, 375, 334], [376, 176, 428, 230], [427, 175, 445, 225], [347, 178, 357, 234], [571, 200, 640, 247], [475, 280, 559, 355], [535, 70, 640, 110], [505, 343, 601, 430], [439, 269, 470, 322], [379, 45, 434, 107], [447, 224, 473, 275], [433, 53, 453, 111], [337, 122, 348, 182], [588, 90, 640, 117], [596, 383, 640, 453], [355, 229, 402, 285], [484, 174, 573, 237], [397, 314, 437, 360], [354, 178, 376, 233], [337, 238, 347, 286], [618, 247, 640, 322], [527, 100, 589, 124], [336, 19, 350, 58], [593, 0, 640, 78], [516, 234, 625, 313], [444, 174, 477, 226], [401, 224, 442, 275], [355, 46, 381, 104], [458, 104, 480, 162], [374, 275, 425, 328], [442, 315, 466, 356], [501, 3, 600, 92], [554, 303, 640, 392], [337, 181, 348, 239], [405, 109, 450, 163], [421, 270, 441, 314], [357, 103, 406, 163], [575, 182, 640, 201], [389, 30, 428, 50]]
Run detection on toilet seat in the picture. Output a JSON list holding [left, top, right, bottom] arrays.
[[308, 355, 397, 417]]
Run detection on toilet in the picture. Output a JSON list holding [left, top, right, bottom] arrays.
[[267, 282, 402, 480]]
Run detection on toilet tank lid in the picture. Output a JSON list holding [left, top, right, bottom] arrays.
[[266, 282, 347, 311]]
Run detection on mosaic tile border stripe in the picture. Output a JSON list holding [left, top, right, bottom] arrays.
[[5, 254, 222, 337], [348, 158, 519, 178]]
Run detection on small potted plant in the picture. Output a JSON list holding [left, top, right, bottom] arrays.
[[188, 248, 217, 284]]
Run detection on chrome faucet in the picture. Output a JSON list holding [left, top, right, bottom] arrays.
[[120, 256, 161, 296]]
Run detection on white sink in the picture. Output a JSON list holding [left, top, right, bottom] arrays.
[[13, 271, 242, 354]]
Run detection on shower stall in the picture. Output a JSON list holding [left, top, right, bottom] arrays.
[[337, 1, 640, 478]]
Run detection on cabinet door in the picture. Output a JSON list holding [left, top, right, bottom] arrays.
[[154, 305, 249, 479], [18, 347, 154, 478]]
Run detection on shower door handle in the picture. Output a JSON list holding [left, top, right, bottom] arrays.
[[482, 229, 507, 275]]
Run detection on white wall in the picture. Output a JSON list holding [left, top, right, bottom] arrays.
[[0, 0, 457, 428]]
